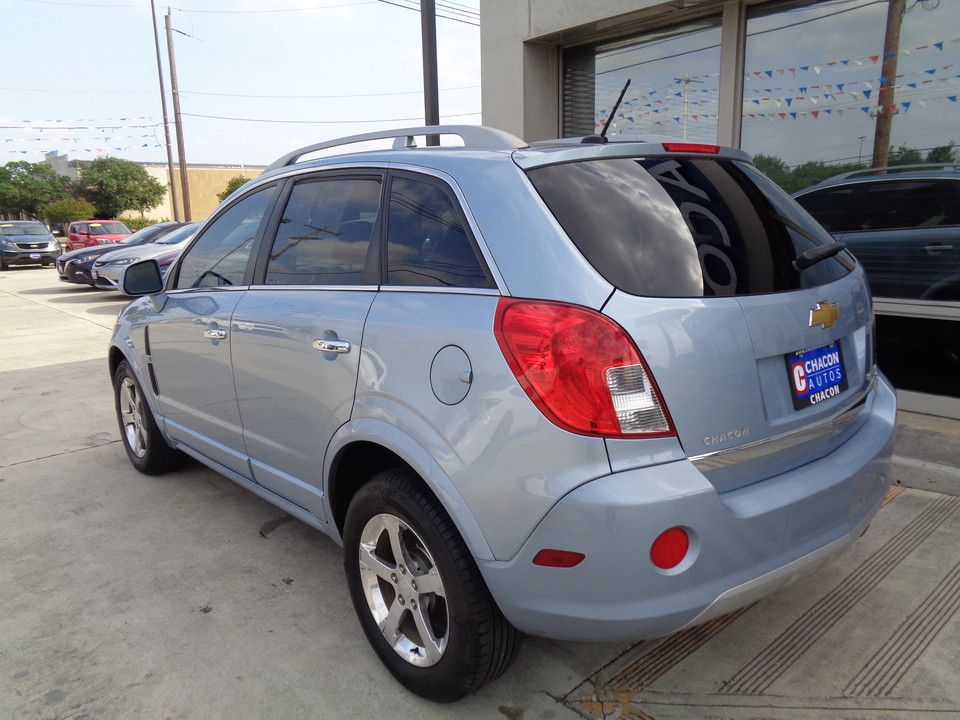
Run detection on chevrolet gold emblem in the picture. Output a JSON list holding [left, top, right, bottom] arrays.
[[809, 302, 840, 329]]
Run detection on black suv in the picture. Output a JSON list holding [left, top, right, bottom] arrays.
[[794, 165, 960, 300]]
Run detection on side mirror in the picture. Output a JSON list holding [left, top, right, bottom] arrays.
[[119, 259, 167, 311]]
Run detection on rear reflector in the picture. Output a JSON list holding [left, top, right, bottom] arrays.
[[650, 527, 689, 569], [533, 549, 585, 568], [661, 142, 721, 154]]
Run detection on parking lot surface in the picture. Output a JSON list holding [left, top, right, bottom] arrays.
[[2, 265, 959, 719]]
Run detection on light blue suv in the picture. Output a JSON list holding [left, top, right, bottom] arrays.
[[109, 126, 896, 701]]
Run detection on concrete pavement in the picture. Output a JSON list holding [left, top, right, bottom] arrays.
[[2, 264, 959, 720]]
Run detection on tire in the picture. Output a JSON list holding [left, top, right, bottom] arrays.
[[343, 469, 523, 702], [113, 360, 185, 475], [0, 256, 7, 271]]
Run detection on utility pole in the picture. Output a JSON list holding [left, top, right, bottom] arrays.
[[165, 9, 192, 220], [150, 0, 179, 221], [421, 0, 440, 146], [674, 71, 704, 141], [871, 0, 905, 170]]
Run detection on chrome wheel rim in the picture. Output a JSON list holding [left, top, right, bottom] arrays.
[[358, 513, 448, 667], [119, 377, 147, 458]]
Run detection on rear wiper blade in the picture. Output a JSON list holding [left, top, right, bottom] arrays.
[[761, 209, 853, 271], [792, 241, 847, 271]]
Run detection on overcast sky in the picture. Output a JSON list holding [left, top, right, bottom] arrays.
[[3, 0, 481, 168]]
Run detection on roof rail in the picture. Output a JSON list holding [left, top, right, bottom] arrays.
[[828, 163, 960, 181], [264, 125, 527, 173]]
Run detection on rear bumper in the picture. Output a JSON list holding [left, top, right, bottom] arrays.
[[477, 375, 896, 641]]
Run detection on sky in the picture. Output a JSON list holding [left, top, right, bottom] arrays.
[[2, 0, 481, 168], [595, 0, 960, 168]]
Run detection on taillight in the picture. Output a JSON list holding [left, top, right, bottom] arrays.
[[661, 142, 721, 154], [494, 297, 674, 438]]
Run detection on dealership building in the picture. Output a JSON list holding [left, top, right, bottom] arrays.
[[479, 0, 960, 417]]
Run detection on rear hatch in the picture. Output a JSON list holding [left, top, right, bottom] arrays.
[[519, 143, 875, 493]]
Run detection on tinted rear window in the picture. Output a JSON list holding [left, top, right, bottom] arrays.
[[526, 157, 851, 298]]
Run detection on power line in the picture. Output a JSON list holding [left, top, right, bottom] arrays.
[[181, 111, 480, 124]]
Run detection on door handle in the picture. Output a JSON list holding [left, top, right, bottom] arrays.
[[923, 244, 953, 254], [312, 339, 351, 354], [204, 328, 227, 340]]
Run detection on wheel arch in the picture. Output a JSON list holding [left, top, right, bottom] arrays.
[[325, 419, 495, 562]]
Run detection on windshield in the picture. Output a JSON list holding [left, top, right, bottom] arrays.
[[525, 157, 851, 298], [88, 222, 130, 235], [1, 223, 49, 236], [155, 223, 198, 245]]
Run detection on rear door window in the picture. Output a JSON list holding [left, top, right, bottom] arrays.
[[526, 157, 851, 298]]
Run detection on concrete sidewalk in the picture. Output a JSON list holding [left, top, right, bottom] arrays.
[[2, 264, 959, 720]]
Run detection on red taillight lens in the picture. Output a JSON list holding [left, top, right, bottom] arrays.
[[533, 549, 586, 568], [661, 142, 721, 154], [650, 527, 689, 569], [494, 297, 674, 438]]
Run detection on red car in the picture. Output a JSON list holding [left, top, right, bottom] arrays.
[[66, 220, 132, 250]]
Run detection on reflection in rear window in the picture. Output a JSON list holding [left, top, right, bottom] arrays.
[[526, 158, 851, 298]]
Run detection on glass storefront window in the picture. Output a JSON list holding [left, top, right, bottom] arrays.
[[742, 0, 959, 191], [564, 17, 722, 141], [742, 0, 960, 400]]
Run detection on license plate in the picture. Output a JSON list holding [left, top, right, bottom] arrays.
[[91, 270, 98, 279], [29, 253, 41, 259], [786, 341, 848, 410]]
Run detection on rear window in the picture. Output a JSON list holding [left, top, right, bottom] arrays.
[[526, 157, 851, 298]]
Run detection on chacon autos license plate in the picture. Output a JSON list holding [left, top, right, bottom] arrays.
[[786, 340, 848, 410]]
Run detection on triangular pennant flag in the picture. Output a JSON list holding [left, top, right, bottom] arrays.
[[864, 81, 873, 89], [800, 66, 809, 71], [775, 99, 782, 107], [765, 70, 773, 78], [779, 113, 786, 120], [870, 55, 880, 64], [861, 106, 871, 113], [811, 111, 820, 119], [919, 100, 927, 107], [863, 90, 872, 98], [902, 102, 911, 112], [785, 98, 793, 106], [949, 96, 958, 102], [790, 112, 797, 119], [814, 65, 822, 74], [935, 42, 944, 51]]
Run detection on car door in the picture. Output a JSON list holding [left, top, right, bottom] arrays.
[[810, 179, 960, 300], [147, 185, 279, 476], [230, 172, 383, 518]]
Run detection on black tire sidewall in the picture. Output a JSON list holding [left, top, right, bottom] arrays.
[[343, 471, 485, 703], [113, 360, 178, 475]]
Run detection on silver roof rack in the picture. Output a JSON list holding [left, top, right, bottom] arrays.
[[828, 163, 960, 181], [264, 125, 527, 173]]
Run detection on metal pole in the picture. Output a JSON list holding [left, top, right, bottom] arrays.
[[871, 0, 904, 170], [150, 0, 180, 221], [421, 0, 440, 146], [166, 9, 192, 220]]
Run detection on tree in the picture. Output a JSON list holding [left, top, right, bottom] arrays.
[[0, 161, 74, 219], [753, 154, 791, 186], [888, 145, 925, 166], [217, 175, 251, 203], [78, 157, 166, 219], [927, 142, 957, 164], [44, 197, 96, 225]]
